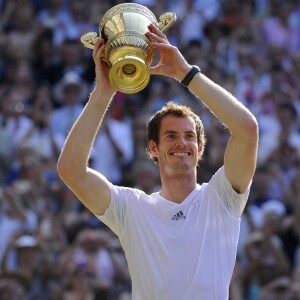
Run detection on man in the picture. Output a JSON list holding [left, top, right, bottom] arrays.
[[57, 23, 259, 299]]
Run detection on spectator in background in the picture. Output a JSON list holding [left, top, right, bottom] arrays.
[[131, 114, 150, 162], [169, 0, 220, 48], [204, 117, 230, 177], [0, 1, 39, 63], [1, 233, 53, 299], [52, 71, 88, 137], [116, 290, 132, 300], [247, 164, 279, 208], [130, 158, 161, 194], [144, 77, 193, 115], [0, 86, 32, 154], [19, 86, 64, 161], [258, 101, 300, 165], [5, 146, 58, 225], [268, 142, 300, 201], [62, 0, 91, 42], [60, 266, 96, 300], [241, 230, 290, 300], [46, 37, 88, 91], [32, 29, 56, 86], [291, 265, 300, 300], [258, 275, 292, 300], [280, 167, 300, 268], [0, 92, 14, 183], [260, 1, 300, 55], [92, 100, 134, 185], [57, 227, 117, 298], [36, 0, 71, 47], [0, 186, 28, 268], [288, 51, 300, 126], [8, 61, 36, 107], [0, 271, 29, 300]]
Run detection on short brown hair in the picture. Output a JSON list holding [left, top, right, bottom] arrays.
[[146, 102, 206, 162]]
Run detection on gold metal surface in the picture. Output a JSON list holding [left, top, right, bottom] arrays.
[[81, 3, 176, 94]]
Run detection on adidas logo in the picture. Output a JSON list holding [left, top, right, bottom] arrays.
[[171, 210, 186, 221]]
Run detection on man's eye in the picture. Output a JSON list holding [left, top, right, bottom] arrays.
[[167, 134, 176, 139], [186, 134, 195, 139]]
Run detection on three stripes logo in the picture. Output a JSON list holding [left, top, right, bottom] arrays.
[[171, 210, 186, 221]]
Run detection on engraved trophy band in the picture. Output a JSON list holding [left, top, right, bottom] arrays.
[[81, 3, 176, 94]]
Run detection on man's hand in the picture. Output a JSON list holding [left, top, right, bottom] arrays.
[[145, 23, 191, 81], [92, 39, 116, 94]]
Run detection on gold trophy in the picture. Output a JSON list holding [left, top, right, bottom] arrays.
[[81, 3, 176, 94]]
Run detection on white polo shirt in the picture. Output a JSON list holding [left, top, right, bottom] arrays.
[[97, 166, 249, 300]]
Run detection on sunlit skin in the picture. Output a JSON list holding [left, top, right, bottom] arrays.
[[149, 116, 204, 200]]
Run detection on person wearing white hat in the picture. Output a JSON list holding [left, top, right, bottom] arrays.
[[51, 71, 89, 138], [14, 235, 38, 249]]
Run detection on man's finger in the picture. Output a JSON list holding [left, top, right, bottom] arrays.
[[148, 65, 163, 75], [148, 23, 166, 39], [93, 38, 102, 54], [146, 32, 167, 44], [93, 39, 105, 63]]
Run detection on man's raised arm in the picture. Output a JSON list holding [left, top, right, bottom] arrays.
[[146, 23, 259, 193], [188, 72, 258, 193], [57, 39, 117, 216]]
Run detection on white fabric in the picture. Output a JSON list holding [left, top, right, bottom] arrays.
[[257, 122, 300, 164], [0, 215, 23, 267], [21, 128, 65, 160], [51, 104, 84, 137], [6, 116, 33, 149], [97, 166, 249, 300]]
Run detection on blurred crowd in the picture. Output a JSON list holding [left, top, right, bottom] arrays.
[[0, 0, 300, 299]]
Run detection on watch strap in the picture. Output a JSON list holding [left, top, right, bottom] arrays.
[[180, 65, 201, 87]]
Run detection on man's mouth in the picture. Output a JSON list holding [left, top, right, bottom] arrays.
[[170, 152, 191, 157]]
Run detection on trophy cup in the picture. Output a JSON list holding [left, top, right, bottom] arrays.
[[81, 3, 176, 94]]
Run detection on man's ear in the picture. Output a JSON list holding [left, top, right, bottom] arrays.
[[198, 143, 204, 158], [148, 140, 158, 157]]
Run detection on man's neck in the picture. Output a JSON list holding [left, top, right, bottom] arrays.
[[160, 173, 197, 204]]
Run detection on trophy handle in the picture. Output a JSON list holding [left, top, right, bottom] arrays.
[[80, 32, 100, 49], [158, 12, 177, 33]]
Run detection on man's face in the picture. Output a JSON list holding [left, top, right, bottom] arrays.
[[149, 115, 202, 177]]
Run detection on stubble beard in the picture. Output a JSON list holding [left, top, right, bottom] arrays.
[[162, 160, 195, 177]]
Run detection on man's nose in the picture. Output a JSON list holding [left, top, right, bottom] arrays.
[[176, 137, 187, 147]]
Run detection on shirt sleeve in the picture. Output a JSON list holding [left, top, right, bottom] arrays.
[[94, 185, 139, 237], [208, 166, 251, 218]]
